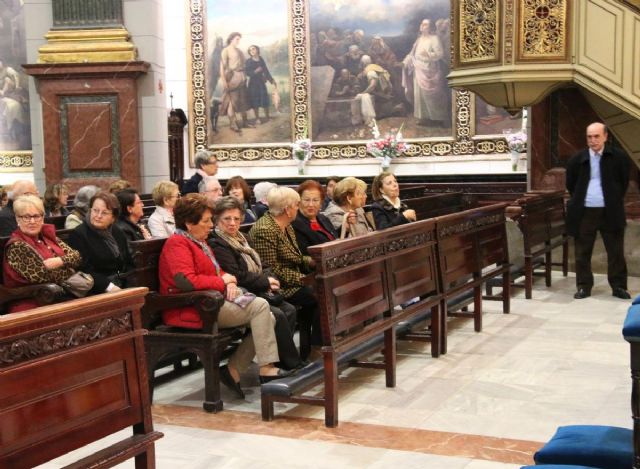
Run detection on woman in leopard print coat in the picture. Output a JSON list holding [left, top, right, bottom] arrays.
[[3, 195, 81, 313]]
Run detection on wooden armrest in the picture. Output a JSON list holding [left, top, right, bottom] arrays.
[[142, 290, 225, 334], [0, 283, 64, 309]]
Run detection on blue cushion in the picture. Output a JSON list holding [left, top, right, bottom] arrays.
[[632, 294, 640, 305], [534, 425, 632, 469], [521, 465, 600, 469], [623, 304, 640, 340]]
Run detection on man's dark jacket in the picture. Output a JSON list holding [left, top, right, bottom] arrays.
[[181, 172, 203, 195], [565, 144, 630, 237]]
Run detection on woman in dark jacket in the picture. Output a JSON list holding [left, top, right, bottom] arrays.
[[371, 171, 416, 230], [68, 191, 134, 294], [291, 179, 337, 255], [115, 188, 152, 242], [209, 196, 303, 370]]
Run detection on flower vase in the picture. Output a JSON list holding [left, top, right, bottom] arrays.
[[510, 150, 520, 171], [297, 159, 305, 175], [381, 156, 392, 171]]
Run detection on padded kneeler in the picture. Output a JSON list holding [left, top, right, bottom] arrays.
[[533, 425, 632, 469]]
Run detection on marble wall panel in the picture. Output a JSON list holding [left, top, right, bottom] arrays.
[[65, 102, 114, 172]]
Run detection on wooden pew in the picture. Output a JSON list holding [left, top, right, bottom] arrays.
[[261, 217, 443, 427], [0, 288, 163, 468], [435, 204, 511, 354], [44, 215, 67, 229], [486, 191, 568, 299], [404, 192, 466, 220], [128, 238, 243, 412]]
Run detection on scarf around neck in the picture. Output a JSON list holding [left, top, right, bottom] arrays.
[[214, 227, 262, 273], [176, 228, 221, 276], [85, 211, 120, 258]]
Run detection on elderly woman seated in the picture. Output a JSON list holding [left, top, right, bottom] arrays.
[[148, 181, 180, 238], [224, 176, 256, 223], [322, 176, 374, 237], [43, 183, 70, 217], [292, 179, 337, 256], [65, 185, 99, 229], [68, 191, 134, 294], [159, 194, 290, 397], [3, 195, 81, 312], [371, 171, 416, 230], [115, 188, 152, 241], [249, 187, 320, 360], [209, 196, 303, 370]]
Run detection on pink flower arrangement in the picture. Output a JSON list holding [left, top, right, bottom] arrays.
[[366, 120, 410, 168]]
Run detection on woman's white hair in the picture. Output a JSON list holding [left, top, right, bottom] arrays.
[[267, 187, 300, 216], [253, 181, 277, 203], [13, 194, 44, 216]]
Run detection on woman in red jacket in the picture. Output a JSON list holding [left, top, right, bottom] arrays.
[[158, 194, 290, 398]]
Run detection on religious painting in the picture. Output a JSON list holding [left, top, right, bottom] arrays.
[[475, 95, 523, 136], [0, 0, 31, 165], [309, 0, 452, 142], [205, 0, 292, 147]]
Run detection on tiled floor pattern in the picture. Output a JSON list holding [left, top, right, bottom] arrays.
[[38, 272, 638, 468]]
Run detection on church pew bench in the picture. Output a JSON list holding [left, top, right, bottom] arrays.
[[128, 238, 243, 413], [404, 192, 466, 221], [0, 288, 163, 469], [485, 191, 568, 300], [434, 204, 511, 354], [261, 217, 443, 427]]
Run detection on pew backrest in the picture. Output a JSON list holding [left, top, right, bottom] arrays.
[[0, 288, 162, 468], [404, 192, 466, 220]]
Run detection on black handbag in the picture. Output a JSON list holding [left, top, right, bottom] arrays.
[[258, 290, 284, 306]]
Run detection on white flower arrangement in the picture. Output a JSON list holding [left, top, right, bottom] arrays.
[[292, 137, 312, 175]]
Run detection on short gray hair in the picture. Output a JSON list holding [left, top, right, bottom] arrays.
[[268, 187, 300, 216], [253, 181, 277, 203], [194, 149, 215, 169], [199, 176, 221, 193], [213, 196, 245, 221], [73, 185, 99, 211]]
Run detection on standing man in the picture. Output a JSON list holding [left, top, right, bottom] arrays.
[[182, 150, 218, 195], [566, 122, 631, 300]]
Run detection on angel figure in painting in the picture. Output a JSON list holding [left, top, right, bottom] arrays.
[[219, 32, 253, 134]]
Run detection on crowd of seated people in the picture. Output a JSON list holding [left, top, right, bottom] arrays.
[[0, 169, 413, 393]]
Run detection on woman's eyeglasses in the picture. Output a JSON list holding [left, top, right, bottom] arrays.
[[91, 208, 113, 217], [18, 214, 43, 222]]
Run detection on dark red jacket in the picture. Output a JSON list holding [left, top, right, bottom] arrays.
[[159, 234, 226, 329]]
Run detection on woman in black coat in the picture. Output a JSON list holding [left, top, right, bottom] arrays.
[[68, 191, 134, 295], [292, 180, 338, 254], [208, 196, 303, 370], [370, 171, 416, 230]]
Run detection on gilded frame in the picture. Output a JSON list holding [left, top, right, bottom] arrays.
[[187, 0, 511, 164]]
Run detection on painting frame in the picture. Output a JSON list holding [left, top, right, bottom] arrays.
[[187, 0, 512, 166], [0, 0, 32, 170]]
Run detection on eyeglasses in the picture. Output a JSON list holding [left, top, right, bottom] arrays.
[[301, 198, 321, 205], [220, 216, 242, 224], [91, 208, 113, 217], [18, 214, 43, 222]]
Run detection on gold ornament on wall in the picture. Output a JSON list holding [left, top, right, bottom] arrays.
[[457, 0, 500, 64], [518, 0, 568, 60]]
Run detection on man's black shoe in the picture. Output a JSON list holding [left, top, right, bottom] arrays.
[[574, 288, 591, 299], [612, 288, 631, 300]]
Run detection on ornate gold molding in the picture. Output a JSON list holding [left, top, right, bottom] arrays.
[[456, 0, 500, 65], [38, 28, 137, 63], [518, 0, 569, 61], [0, 151, 33, 171]]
